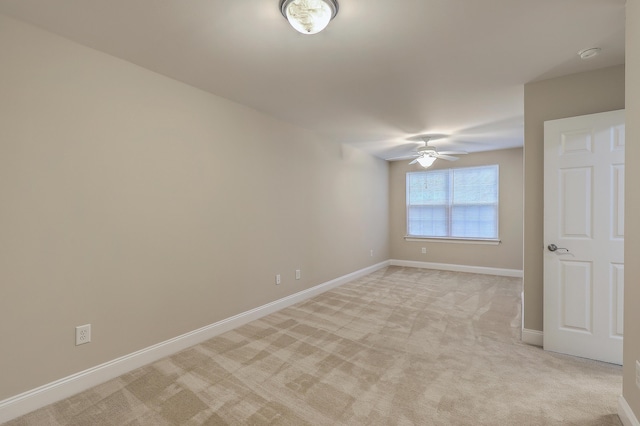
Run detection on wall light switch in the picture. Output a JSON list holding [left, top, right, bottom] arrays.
[[295, 269, 301, 280]]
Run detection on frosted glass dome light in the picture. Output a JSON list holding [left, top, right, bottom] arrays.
[[280, 0, 339, 35]]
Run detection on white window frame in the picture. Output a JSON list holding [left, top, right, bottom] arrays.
[[405, 165, 500, 244]]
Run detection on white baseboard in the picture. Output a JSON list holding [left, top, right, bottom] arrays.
[[389, 259, 523, 278], [522, 328, 544, 347], [0, 261, 389, 424], [619, 395, 640, 426]]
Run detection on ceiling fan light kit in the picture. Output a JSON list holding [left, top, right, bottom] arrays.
[[280, 0, 339, 34], [404, 134, 468, 168], [417, 156, 437, 168]]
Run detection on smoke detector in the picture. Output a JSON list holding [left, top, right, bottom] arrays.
[[578, 48, 601, 60]]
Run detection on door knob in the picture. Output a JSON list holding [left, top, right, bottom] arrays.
[[548, 244, 569, 253]]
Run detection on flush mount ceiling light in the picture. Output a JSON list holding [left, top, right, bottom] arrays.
[[578, 47, 601, 59], [280, 0, 339, 35]]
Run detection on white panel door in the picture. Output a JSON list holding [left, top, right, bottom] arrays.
[[543, 109, 624, 365]]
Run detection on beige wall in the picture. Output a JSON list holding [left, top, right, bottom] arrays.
[[389, 148, 523, 271], [0, 15, 389, 400], [522, 65, 625, 332], [623, 0, 640, 418], [3, 5, 638, 419]]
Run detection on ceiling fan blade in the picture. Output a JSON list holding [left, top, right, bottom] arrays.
[[438, 151, 468, 155], [435, 154, 460, 161], [386, 154, 420, 161], [408, 158, 419, 165]]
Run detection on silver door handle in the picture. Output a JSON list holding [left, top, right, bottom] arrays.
[[548, 244, 569, 253]]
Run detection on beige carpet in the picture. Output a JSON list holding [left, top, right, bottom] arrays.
[[5, 266, 622, 425]]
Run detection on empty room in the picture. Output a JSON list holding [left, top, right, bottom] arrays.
[[1, 1, 639, 425]]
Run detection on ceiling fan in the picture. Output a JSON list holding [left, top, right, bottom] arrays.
[[391, 134, 468, 167]]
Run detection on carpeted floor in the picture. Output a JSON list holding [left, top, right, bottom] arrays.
[[5, 266, 622, 425]]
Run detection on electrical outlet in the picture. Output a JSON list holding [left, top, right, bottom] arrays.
[[275, 274, 281, 285], [295, 269, 301, 280], [636, 360, 640, 390], [421, 247, 427, 254], [75, 324, 91, 346]]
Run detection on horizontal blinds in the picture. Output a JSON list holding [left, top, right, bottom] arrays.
[[407, 165, 498, 239]]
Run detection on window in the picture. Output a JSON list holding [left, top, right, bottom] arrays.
[[406, 165, 499, 239]]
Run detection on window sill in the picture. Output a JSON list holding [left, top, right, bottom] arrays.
[[404, 236, 501, 245]]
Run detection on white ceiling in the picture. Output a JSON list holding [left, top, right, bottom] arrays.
[[0, 0, 626, 159]]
